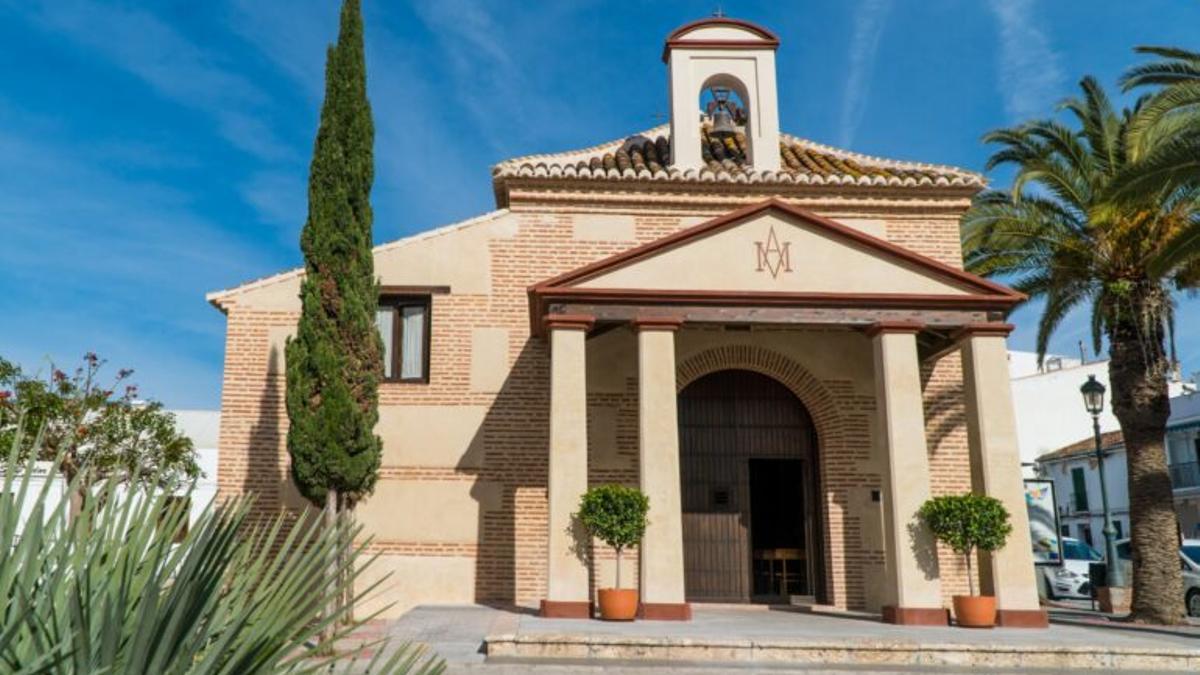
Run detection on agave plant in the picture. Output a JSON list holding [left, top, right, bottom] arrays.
[[0, 423, 443, 674]]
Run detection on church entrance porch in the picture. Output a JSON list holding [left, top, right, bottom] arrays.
[[531, 200, 1046, 626], [679, 369, 823, 605]]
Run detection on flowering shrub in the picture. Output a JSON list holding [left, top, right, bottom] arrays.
[[0, 353, 197, 490]]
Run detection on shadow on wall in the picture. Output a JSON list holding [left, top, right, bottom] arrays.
[[245, 346, 314, 533], [460, 338, 553, 612]]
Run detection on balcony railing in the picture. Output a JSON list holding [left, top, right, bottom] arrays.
[[1170, 461, 1200, 490]]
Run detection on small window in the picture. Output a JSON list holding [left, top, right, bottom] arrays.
[[1071, 467, 1089, 512], [1116, 540, 1131, 560], [1078, 523, 1093, 547], [1113, 519, 1124, 540], [711, 486, 732, 511], [377, 296, 430, 382]]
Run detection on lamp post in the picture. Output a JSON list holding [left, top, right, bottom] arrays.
[[1080, 375, 1125, 588]]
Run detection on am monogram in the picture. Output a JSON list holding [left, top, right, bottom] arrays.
[[754, 226, 793, 279]]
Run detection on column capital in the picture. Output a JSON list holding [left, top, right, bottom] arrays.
[[544, 313, 595, 332], [631, 315, 685, 332], [952, 322, 1014, 341], [863, 320, 924, 339]]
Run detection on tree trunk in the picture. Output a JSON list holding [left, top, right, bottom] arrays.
[[1108, 287, 1185, 625], [319, 487, 339, 652], [341, 496, 355, 625]]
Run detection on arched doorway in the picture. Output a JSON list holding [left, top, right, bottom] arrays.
[[678, 369, 824, 603]]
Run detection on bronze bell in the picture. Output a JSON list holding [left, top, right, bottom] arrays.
[[711, 105, 736, 137]]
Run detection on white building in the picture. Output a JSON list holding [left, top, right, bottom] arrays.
[[7, 409, 220, 529], [171, 409, 221, 525], [1009, 351, 1119, 478], [1167, 393, 1200, 534], [1035, 390, 1200, 549]]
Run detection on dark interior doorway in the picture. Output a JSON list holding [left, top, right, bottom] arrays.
[[678, 369, 825, 604], [749, 458, 808, 599]]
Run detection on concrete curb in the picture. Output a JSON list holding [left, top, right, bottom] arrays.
[[484, 633, 1200, 671]]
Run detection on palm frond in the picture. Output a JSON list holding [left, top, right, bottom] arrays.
[[1121, 45, 1200, 90]]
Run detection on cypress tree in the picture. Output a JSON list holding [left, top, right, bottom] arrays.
[[286, 0, 380, 523]]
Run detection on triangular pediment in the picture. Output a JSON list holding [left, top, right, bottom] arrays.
[[535, 200, 1020, 301]]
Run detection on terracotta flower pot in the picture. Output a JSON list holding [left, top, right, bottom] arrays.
[[597, 588, 638, 621], [952, 594, 996, 628]]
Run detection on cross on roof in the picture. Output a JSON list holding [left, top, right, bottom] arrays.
[[712, 6, 725, 18]]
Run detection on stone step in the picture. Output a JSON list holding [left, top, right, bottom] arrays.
[[484, 633, 1200, 671]]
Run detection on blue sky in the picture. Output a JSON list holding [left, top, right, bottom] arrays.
[[2, 0, 1200, 409]]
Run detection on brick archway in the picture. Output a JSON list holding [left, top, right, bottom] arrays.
[[676, 344, 847, 455], [675, 344, 850, 606]]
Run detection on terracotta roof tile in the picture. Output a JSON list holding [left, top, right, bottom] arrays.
[[492, 124, 985, 189], [1037, 430, 1125, 463]]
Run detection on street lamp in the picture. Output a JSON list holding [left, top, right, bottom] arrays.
[[1080, 375, 1125, 587]]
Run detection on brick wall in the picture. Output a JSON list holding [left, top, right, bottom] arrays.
[[214, 195, 977, 612]]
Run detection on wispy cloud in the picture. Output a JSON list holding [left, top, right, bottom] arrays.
[[987, 0, 1065, 120], [21, 0, 294, 162], [838, 0, 894, 148], [240, 169, 307, 239]]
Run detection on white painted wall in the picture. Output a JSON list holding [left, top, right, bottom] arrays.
[[1009, 353, 1118, 477], [171, 409, 221, 524], [1038, 446, 1130, 551], [6, 409, 220, 531], [1034, 390, 1200, 542]]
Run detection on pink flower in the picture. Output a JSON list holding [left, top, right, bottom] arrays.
[[0, 390, 10, 401]]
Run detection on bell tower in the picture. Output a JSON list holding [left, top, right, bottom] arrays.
[[663, 17, 781, 171]]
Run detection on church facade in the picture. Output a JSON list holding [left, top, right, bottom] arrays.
[[208, 18, 1046, 627]]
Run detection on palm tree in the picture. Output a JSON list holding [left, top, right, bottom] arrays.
[[963, 76, 1200, 625]]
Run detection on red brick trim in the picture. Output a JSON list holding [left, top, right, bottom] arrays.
[[864, 320, 925, 338], [631, 315, 684, 331], [544, 313, 595, 332], [379, 285, 451, 295], [882, 606, 950, 626], [995, 608, 1049, 628], [539, 600, 591, 619], [638, 602, 692, 620], [952, 322, 1015, 340]]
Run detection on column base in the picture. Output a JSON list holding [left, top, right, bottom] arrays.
[[882, 605, 950, 626], [539, 599, 591, 619], [996, 608, 1049, 628], [638, 602, 692, 621]]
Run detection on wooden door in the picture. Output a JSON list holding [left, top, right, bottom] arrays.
[[678, 369, 817, 603]]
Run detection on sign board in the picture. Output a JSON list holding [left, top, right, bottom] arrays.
[[1025, 479, 1063, 566]]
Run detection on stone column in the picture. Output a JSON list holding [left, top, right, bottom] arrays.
[[958, 323, 1048, 628], [540, 314, 594, 618], [634, 317, 691, 620], [868, 321, 947, 625]]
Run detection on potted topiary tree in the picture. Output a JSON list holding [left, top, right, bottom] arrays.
[[918, 493, 1013, 628], [577, 484, 649, 621]]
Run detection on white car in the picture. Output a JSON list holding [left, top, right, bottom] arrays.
[[1115, 538, 1200, 617], [1042, 537, 1103, 599]]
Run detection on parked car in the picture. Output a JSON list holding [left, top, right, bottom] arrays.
[[1042, 537, 1103, 599], [1115, 538, 1200, 617]]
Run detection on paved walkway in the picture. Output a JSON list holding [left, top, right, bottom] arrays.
[[366, 604, 1200, 673]]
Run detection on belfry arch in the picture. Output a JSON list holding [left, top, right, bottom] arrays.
[[664, 18, 781, 171]]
